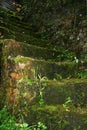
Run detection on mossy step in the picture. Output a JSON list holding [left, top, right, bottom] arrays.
[[0, 9, 52, 48], [1, 54, 87, 106], [6, 55, 79, 79], [25, 105, 87, 130], [9, 55, 87, 79], [1, 39, 62, 61], [1, 39, 76, 62], [43, 79, 87, 106]]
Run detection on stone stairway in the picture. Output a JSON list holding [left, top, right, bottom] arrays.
[[0, 8, 87, 130], [1, 39, 87, 130]]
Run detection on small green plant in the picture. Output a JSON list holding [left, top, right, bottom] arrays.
[[54, 73, 62, 80], [63, 97, 72, 111], [29, 122, 47, 130], [17, 72, 47, 107], [37, 74, 47, 106], [17, 121, 47, 130], [77, 71, 87, 78], [56, 50, 75, 61]]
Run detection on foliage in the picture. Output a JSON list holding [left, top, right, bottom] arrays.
[[54, 73, 62, 80], [63, 97, 72, 111], [0, 0, 87, 129], [17, 73, 47, 107], [56, 50, 75, 61], [28, 122, 47, 130], [0, 106, 47, 130], [77, 71, 87, 79], [0, 0, 86, 60], [0, 106, 16, 130], [36, 74, 47, 106], [19, 0, 86, 55]]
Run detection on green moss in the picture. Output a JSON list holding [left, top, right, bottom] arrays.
[[46, 78, 87, 87], [13, 55, 31, 64], [37, 105, 64, 113], [25, 105, 87, 130]]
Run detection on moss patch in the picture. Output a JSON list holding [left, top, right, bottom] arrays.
[[25, 105, 87, 130]]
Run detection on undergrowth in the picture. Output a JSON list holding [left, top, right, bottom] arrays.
[[0, 106, 47, 130]]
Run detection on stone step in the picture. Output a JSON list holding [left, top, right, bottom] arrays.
[[0, 39, 60, 61], [0, 9, 52, 48], [43, 79, 87, 106], [1, 54, 87, 107], [1, 39, 76, 61], [5, 55, 78, 79], [24, 104, 87, 130], [1, 39, 87, 81]]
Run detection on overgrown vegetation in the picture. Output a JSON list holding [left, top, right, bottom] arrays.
[[0, 0, 87, 130], [0, 0, 86, 59], [0, 106, 47, 130]]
